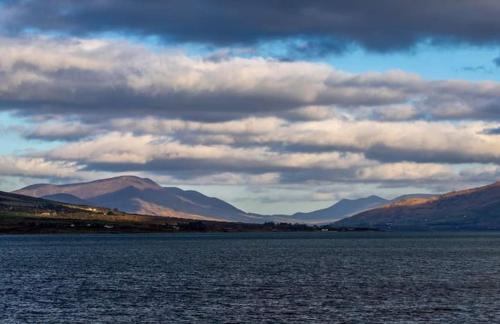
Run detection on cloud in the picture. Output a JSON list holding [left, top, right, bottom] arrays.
[[356, 162, 454, 182], [3, 118, 497, 205], [0, 33, 497, 205], [10, 114, 498, 186], [240, 118, 500, 164], [0, 156, 81, 179], [1, 36, 500, 124], [2, 2, 500, 212], [3, 1, 500, 52], [21, 120, 98, 141], [18, 113, 500, 165], [483, 127, 500, 135], [179, 172, 281, 186], [42, 132, 372, 175], [458, 164, 500, 182], [0, 36, 347, 120]]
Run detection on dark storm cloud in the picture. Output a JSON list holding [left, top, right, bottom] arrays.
[[3, 0, 500, 52]]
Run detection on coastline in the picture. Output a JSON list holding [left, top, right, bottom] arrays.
[[0, 214, 377, 235]]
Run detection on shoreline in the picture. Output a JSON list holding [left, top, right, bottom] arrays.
[[0, 215, 377, 235]]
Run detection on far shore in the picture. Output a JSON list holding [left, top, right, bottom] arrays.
[[0, 214, 378, 235]]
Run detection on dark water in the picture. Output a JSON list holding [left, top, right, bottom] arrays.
[[1, 232, 500, 323]]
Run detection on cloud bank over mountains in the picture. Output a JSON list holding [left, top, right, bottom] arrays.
[[1, 1, 499, 213]]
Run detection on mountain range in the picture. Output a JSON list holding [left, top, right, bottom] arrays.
[[14, 175, 400, 224], [13, 175, 500, 230], [14, 176, 263, 223]]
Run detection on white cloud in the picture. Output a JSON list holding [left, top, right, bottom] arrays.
[[1, 36, 499, 122], [0, 156, 81, 178], [356, 162, 454, 181], [44, 131, 371, 171]]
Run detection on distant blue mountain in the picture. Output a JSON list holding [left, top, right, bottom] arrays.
[[290, 195, 389, 224]]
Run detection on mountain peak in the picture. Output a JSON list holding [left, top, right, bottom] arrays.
[[93, 175, 161, 189], [12, 175, 259, 222], [14, 175, 162, 199]]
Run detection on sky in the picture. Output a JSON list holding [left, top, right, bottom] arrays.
[[1, 0, 500, 214]]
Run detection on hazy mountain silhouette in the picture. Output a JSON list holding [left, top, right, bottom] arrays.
[[284, 194, 436, 224], [290, 195, 389, 224]]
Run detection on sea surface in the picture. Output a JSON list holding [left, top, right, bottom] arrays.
[[1, 232, 500, 323]]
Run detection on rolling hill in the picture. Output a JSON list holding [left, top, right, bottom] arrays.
[[14, 176, 262, 223], [334, 181, 500, 230], [0, 190, 96, 215]]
